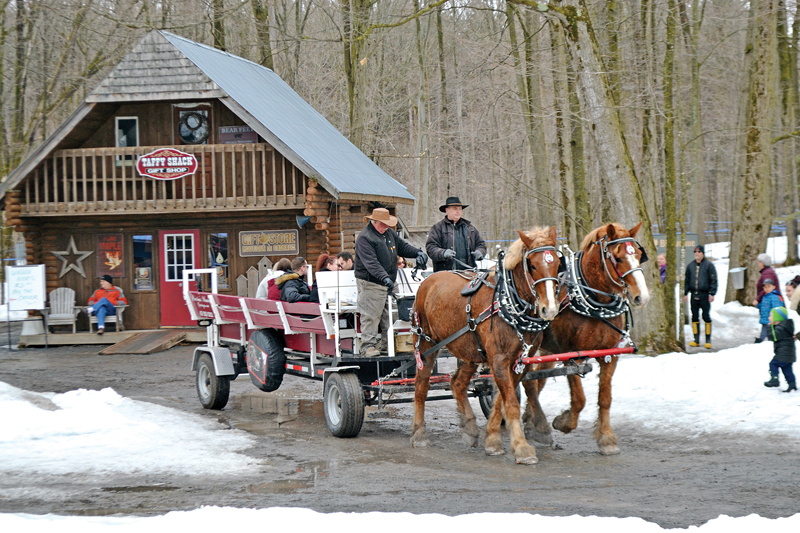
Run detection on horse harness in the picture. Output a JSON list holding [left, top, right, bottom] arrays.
[[411, 246, 560, 370], [561, 236, 648, 345]]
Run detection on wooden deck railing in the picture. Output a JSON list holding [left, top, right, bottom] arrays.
[[19, 143, 306, 215]]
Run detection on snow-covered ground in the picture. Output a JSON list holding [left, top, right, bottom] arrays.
[[2, 236, 799, 531]]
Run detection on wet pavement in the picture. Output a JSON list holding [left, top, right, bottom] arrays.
[[0, 323, 797, 528]]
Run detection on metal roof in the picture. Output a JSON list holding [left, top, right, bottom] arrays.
[[0, 31, 414, 205], [160, 31, 414, 204]]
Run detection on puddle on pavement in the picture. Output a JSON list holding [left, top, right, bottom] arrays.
[[245, 478, 315, 494], [101, 484, 179, 493], [245, 459, 334, 494]]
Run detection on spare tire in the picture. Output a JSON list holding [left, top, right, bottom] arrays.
[[246, 328, 286, 392]]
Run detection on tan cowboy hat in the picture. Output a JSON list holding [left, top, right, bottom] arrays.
[[364, 207, 397, 227]]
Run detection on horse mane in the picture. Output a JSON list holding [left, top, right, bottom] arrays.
[[579, 223, 628, 252], [504, 227, 553, 270]]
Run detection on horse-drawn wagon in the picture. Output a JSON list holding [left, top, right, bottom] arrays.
[[183, 222, 648, 458], [183, 265, 499, 438]]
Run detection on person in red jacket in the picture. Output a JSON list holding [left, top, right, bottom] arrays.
[[87, 274, 128, 335]]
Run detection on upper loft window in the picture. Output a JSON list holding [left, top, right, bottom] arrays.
[[115, 117, 139, 166], [174, 104, 212, 145]]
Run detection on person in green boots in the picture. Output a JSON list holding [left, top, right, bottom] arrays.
[[763, 306, 797, 392]]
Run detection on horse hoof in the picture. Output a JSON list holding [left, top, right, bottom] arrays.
[[485, 446, 505, 456], [515, 454, 539, 465], [462, 432, 479, 448], [410, 431, 430, 448], [532, 430, 553, 446], [599, 444, 621, 455], [552, 410, 574, 434]]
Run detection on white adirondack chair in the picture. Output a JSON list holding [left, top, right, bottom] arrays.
[[45, 287, 80, 334]]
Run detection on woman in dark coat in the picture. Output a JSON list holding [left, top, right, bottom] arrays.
[[752, 253, 778, 306]]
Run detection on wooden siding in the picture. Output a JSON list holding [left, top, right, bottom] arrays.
[[19, 143, 306, 216]]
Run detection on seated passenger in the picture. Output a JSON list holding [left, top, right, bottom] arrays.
[[86, 274, 128, 335], [310, 254, 340, 303], [256, 258, 292, 300], [277, 257, 315, 303]]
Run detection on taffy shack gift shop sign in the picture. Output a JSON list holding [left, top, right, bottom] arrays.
[[239, 230, 299, 257], [136, 148, 198, 180]]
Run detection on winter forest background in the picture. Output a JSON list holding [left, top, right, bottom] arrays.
[[0, 0, 795, 349]]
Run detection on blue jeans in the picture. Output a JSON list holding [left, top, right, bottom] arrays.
[[769, 360, 796, 383], [90, 297, 116, 328]]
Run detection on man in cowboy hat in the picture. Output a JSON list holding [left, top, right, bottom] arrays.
[[354, 207, 428, 356], [426, 196, 486, 273]]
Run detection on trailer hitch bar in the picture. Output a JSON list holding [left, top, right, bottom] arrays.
[[520, 346, 636, 365]]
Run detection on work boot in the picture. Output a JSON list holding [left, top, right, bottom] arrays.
[[362, 346, 381, 357], [689, 322, 700, 347], [784, 381, 797, 393], [704, 322, 712, 349], [764, 373, 780, 387]]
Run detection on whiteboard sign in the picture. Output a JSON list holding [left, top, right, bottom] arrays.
[[6, 265, 46, 311]]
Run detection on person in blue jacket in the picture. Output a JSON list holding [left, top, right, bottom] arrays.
[[756, 279, 784, 343]]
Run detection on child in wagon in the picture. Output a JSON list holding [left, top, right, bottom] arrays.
[[763, 306, 797, 392], [756, 279, 784, 343]]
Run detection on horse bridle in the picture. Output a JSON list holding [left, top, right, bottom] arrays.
[[520, 245, 563, 307], [592, 236, 648, 289]]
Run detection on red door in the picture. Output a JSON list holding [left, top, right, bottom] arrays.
[[159, 230, 201, 327]]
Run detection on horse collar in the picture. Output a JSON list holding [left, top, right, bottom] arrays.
[[564, 247, 629, 319]]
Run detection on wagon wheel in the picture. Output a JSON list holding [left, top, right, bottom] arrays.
[[196, 353, 230, 410], [324, 372, 365, 438], [477, 382, 522, 420]]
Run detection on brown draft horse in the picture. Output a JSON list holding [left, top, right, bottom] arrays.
[[410, 226, 562, 464], [519, 222, 651, 455]]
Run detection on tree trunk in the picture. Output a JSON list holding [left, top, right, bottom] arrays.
[[678, 0, 707, 247], [727, 0, 779, 304], [663, 0, 678, 333], [543, 0, 680, 351], [251, 0, 275, 69], [436, 4, 450, 196], [777, 0, 797, 265], [211, 0, 226, 51], [550, 21, 578, 247], [414, 0, 430, 225]]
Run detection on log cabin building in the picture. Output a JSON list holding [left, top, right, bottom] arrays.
[[0, 30, 414, 331]]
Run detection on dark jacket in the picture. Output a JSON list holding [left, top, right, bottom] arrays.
[[684, 258, 718, 296], [426, 216, 486, 272], [354, 222, 420, 285], [277, 273, 314, 303], [756, 266, 778, 304], [769, 319, 797, 363]]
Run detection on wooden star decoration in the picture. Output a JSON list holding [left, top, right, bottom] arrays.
[[51, 236, 94, 278]]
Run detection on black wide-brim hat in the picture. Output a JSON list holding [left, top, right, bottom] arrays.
[[439, 196, 468, 212]]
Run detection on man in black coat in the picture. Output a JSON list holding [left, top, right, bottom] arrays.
[[683, 245, 718, 348], [354, 207, 427, 356], [426, 197, 487, 272], [277, 257, 316, 303]]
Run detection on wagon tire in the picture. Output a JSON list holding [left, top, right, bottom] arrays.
[[324, 372, 365, 438], [478, 382, 522, 420], [196, 353, 230, 410]]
